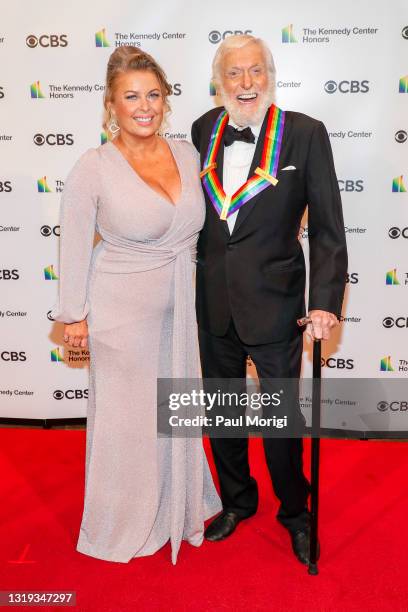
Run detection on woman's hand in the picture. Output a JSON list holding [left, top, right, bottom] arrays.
[[63, 320, 89, 348]]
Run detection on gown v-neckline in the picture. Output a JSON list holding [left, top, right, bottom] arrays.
[[108, 139, 183, 208]]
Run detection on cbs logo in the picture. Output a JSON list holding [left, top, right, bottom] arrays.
[[321, 357, 354, 369], [41, 225, 60, 237], [47, 310, 55, 321], [170, 83, 182, 96], [26, 34, 68, 48], [34, 133, 74, 146], [402, 26, 408, 40], [1, 351, 27, 361], [346, 272, 359, 284], [324, 80, 369, 94], [53, 389, 89, 400], [389, 227, 408, 239], [338, 179, 364, 192], [0, 181, 12, 192], [0, 86, 4, 99], [395, 130, 407, 143], [0, 269, 19, 280], [383, 317, 408, 328], [208, 29, 253, 44], [377, 401, 408, 412]]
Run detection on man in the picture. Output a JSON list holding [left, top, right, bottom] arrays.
[[191, 35, 347, 565]]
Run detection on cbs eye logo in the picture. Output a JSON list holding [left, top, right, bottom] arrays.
[[33, 133, 45, 145], [402, 26, 408, 40], [26, 34, 68, 48], [208, 31, 222, 44], [41, 225, 60, 237], [382, 316, 408, 328], [388, 227, 408, 239], [53, 389, 89, 400], [26, 35, 39, 47], [208, 29, 253, 44], [395, 130, 407, 143], [34, 133, 74, 146], [377, 401, 408, 412], [324, 80, 369, 94], [382, 317, 394, 328], [324, 80, 337, 94]]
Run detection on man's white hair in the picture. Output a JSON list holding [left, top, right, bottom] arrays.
[[212, 34, 276, 86]]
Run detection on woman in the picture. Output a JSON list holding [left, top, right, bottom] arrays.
[[51, 46, 221, 564]]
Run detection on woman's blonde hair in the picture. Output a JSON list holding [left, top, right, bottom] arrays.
[[103, 46, 172, 135]]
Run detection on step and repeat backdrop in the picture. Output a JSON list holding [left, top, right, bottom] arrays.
[[0, 0, 407, 418]]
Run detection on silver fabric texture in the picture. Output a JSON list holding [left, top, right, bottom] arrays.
[[51, 139, 222, 564]]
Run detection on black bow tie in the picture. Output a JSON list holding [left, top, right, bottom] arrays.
[[224, 125, 255, 147]]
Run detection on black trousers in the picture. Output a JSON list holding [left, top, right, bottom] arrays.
[[199, 319, 311, 533]]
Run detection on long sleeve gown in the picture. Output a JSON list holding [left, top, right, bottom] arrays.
[[51, 139, 222, 564]]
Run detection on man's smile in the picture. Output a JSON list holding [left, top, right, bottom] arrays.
[[236, 92, 258, 102]]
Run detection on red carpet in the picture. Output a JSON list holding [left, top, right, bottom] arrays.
[[0, 429, 407, 611]]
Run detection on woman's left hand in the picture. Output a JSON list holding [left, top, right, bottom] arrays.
[[63, 319, 89, 348]]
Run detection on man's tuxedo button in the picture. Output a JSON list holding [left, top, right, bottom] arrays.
[[227, 244, 236, 250]]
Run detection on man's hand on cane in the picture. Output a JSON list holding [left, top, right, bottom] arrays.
[[298, 310, 339, 340]]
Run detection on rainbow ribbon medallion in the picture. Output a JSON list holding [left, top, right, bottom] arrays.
[[200, 105, 285, 220]]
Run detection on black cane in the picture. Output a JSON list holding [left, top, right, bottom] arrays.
[[297, 317, 321, 575], [309, 338, 321, 575]]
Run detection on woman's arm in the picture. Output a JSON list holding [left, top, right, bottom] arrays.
[[51, 149, 100, 344]]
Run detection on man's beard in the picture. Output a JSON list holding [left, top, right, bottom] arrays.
[[218, 79, 275, 127]]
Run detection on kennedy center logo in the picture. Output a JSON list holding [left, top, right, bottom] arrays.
[[95, 28, 110, 47], [30, 81, 45, 99], [380, 356, 394, 372], [44, 265, 58, 280], [392, 175, 406, 192], [282, 24, 297, 43], [399, 75, 408, 93], [37, 176, 52, 193], [386, 269, 399, 286], [51, 347, 64, 362]]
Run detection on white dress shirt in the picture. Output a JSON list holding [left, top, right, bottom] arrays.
[[223, 120, 263, 233]]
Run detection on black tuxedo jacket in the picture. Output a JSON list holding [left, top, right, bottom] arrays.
[[191, 106, 348, 345]]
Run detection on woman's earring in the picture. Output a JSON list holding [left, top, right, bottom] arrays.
[[108, 115, 120, 135]]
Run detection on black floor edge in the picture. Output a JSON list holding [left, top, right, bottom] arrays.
[[0, 417, 87, 428]]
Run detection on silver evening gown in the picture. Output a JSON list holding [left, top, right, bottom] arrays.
[[51, 139, 222, 564]]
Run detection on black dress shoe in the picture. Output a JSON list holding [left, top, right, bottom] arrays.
[[290, 526, 320, 565], [204, 511, 242, 542]]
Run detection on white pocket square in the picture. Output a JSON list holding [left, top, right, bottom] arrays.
[[281, 165, 297, 171]]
